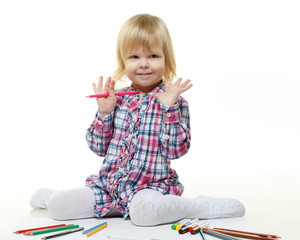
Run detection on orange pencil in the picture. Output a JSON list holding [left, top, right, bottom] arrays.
[[86, 223, 108, 237]]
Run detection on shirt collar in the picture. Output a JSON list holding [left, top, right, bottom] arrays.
[[129, 81, 165, 99]]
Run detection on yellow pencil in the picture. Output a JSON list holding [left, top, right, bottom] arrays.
[[86, 223, 108, 237]]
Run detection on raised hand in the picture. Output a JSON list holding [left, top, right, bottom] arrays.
[[92, 76, 117, 115], [155, 78, 193, 106]]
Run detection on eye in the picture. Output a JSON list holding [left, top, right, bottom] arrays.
[[149, 54, 158, 58], [129, 55, 139, 59]]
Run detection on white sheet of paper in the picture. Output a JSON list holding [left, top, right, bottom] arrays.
[[3, 216, 252, 240]]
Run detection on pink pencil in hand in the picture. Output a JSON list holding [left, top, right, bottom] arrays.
[[86, 91, 140, 98]]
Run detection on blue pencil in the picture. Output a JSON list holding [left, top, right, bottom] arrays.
[[82, 222, 107, 234]]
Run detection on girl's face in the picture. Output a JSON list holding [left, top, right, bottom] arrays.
[[125, 42, 165, 93]]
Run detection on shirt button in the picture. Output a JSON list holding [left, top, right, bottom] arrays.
[[166, 113, 171, 118], [164, 134, 170, 140], [98, 120, 103, 125], [141, 105, 147, 111]]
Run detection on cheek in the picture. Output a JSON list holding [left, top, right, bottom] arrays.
[[156, 62, 165, 75], [125, 65, 138, 82], [125, 63, 134, 75]]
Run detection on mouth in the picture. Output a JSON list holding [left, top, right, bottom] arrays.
[[137, 72, 152, 76]]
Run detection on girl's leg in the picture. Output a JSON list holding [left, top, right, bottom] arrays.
[[129, 189, 245, 226], [30, 187, 96, 220]]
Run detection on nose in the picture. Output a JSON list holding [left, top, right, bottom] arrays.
[[139, 58, 149, 68]]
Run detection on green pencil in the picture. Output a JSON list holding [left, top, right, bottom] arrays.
[[41, 227, 84, 239], [204, 229, 243, 240], [25, 225, 80, 235], [200, 229, 207, 240]]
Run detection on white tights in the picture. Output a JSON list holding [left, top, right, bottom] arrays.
[[129, 189, 245, 226], [30, 187, 245, 226]]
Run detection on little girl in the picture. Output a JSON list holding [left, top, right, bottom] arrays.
[[30, 14, 245, 226]]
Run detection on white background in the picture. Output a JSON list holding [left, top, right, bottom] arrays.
[[0, 0, 299, 239]]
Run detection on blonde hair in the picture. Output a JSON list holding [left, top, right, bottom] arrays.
[[112, 14, 176, 84]]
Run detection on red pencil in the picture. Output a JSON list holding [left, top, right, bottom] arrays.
[[13, 224, 67, 234], [212, 228, 281, 239], [86, 91, 140, 98]]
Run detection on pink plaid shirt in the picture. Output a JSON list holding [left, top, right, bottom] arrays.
[[85, 83, 191, 218]]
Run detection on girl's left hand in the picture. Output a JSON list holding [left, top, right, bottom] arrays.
[[155, 78, 193, 106]]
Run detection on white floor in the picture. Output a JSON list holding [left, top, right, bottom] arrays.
[[1, 174, 299, 239], [1, 1, 299, 238]]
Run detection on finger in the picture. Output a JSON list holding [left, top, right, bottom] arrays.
[[98, 76, 104, 90], [93, 76, 103, 94], [174, 78, 183, 86], [180, 83, 193, 93], [107, 79, 115, 96], [104, 76, 111, 92], [180, 79, 192, 88], [92, 82, 99, 94], [184, 83, 193, 91], [165, 79, 171, 89]]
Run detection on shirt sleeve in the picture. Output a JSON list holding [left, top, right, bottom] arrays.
[[86, 110, 114, 157], [159, 97, 191, 159]]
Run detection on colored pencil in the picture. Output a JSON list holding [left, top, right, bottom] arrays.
[[24, 225, 79, 235], [41, 227, 84, 240], [199, 229, 207, 240], [106, 236, 169, 240], [175, 219, 191, 231], [86, 223, 108, 237], [188, 221, 209, 232], [82, 222, 107, 234], [205, 229, 274, 240], [23, 224, 74, 235], [213, 228, 281, 239], [190, 221, 210, 235], [171, 218, 189, 230], [179, 220, 209, 234], [203, 229, 243, 240], [86, 91, 140, 98], [178, 219, 198, 234], [14, 224, 67, 234], [181, 218, 199, 228]]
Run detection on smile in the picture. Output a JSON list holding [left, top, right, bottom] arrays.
[[137, 73, 152, 75]]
